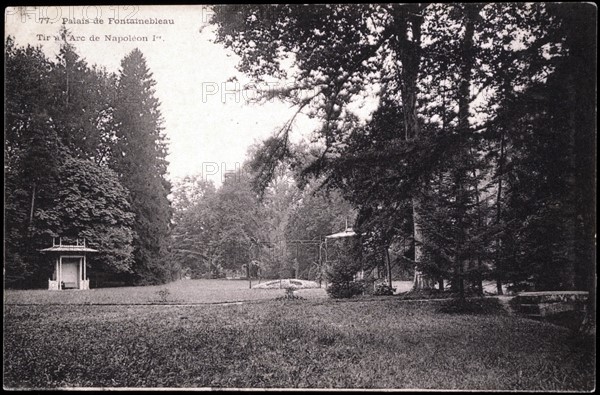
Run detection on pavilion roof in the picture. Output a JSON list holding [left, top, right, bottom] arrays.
[[325, 228, 357, 239], [40, 246, 98, 253]]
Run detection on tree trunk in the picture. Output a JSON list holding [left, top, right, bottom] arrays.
[[495, 129, 506, 296], [391, 6, 432, 292], [459, 264, 465, 299], [385, 247, 393, 288], [454, 176, 466, 300], [453, 5, 478, 300], [562, 70, 578, 290], [28, 183, 36, 236], [411, 196, 434, 291], [471, 162, 484, 296]]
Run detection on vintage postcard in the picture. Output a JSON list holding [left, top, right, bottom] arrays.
[[4, 4, 596, 391]]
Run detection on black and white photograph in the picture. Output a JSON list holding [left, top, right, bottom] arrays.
[[3, 4, 596, 391]]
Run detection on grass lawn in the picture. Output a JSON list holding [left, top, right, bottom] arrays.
[[2, 279, 499, 305], [3, 296, 595, 390], [3, 279, 328, 305]]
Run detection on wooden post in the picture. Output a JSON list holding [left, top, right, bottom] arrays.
[[79, 258, 82, 289], [324, 238, 328, 289], [58, 256, 62, 290], [295, 243, 299, 279], [83, 254, 86, 282], [318, 239, 322, 288]]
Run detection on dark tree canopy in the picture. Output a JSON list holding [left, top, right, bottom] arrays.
[[110, 48, 173, 285], [5, 35, 174, 288], [212, 3, 596, 295]]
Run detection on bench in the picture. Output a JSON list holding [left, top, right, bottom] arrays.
[[513, 291, 589, 318]]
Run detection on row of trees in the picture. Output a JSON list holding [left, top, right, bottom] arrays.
[[5, 28, 173, 287], [4, 27, 363, 288], [211, 3, 596, 296], [170, 153, 355, 280]]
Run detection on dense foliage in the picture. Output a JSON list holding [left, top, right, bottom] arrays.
[[111, 49, 173, 285], [5, 30, 172, 287], [325, 239, 364, 299], [169, 160, 355, 281], [211, 3, 596, 298], [35, 157, 135, 275]]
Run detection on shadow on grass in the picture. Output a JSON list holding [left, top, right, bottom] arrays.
[[397, 288, 486, 301], [436, 297, 508, 315], [397, 289, 452, 300]]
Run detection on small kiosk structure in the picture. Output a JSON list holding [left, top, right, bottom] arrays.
[[325, 226, 363, 280], [325, 227, 357, 240], [41, 237, 97, 290]]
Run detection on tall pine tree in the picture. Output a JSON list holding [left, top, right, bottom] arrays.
[[111, 49, 172, 285], [50, 27, 118, 165]]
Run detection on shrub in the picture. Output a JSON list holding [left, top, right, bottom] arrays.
[[156, 288, 171, 303], [325, 239, 363, 299], [373, 282, 396, 296], [326, 281, 365, 299]]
